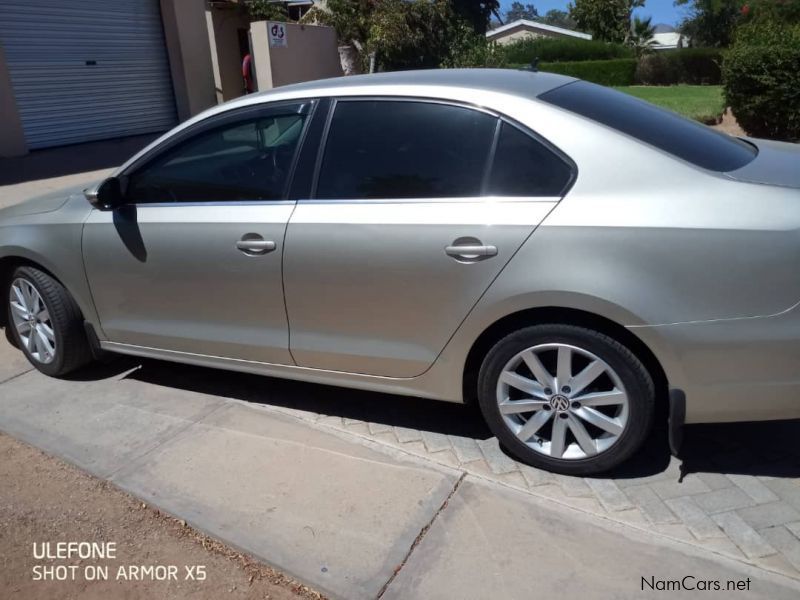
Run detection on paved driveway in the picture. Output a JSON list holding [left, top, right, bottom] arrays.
[[2, 147, 800, 598]]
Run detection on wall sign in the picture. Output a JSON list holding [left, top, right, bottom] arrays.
[[268, 22, 287, 48]]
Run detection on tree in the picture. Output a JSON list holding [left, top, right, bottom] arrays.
[[628, 15, 656, 55], [243, 0, 289, 22], [303, 0, 499, 71], [452, 0, 502, 34], [505, 2, 539, 22], [568, 0, 643, 42], [675, 0, 742, 47], [540, 9, 577, 30]]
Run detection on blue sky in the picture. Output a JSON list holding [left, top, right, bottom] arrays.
[[499, 0, 690, 27]]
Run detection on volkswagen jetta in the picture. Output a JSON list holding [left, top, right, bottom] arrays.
[[2, 69, 799, 475]]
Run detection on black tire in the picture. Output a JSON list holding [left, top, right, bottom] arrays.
[[478, 324, 655, 476], [5, 266, 93, 377]]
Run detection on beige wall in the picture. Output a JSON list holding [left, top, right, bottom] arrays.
[[160, 0, 217, 120], [250, 22, 342, 91], [0, 43, 27, 157], [206, 5, 250, 103], [491, 26, 578, 46]]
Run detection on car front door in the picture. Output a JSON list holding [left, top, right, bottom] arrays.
[[83, 101, 314, 364], [283, 99, 575, 377]]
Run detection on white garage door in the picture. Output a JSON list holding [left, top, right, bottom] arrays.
[[0, 0, 177, 149]]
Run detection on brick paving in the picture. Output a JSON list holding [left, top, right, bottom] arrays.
[[256, 385, 800, 581]]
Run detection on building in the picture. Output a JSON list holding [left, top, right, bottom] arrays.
[[0, 0, 217, 157], [486, 19, 592, 45], [0, 0, 340, 158], [649, 32, 688, 51]]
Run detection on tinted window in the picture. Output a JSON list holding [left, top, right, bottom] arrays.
[[539, 81, 756, 172], [126, 109, 307, 202], [487, 123, 573, 196], [316, 101, 496, 199]]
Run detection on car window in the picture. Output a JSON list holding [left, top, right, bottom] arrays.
[[125, 109, 307, 203], [316, 100, 497, 200], [539, 81, 756, 172], [487, 122, 573, 196]]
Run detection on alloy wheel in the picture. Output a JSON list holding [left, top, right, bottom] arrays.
[[496, 343, 629, 460], [8, 278, 57, 364]]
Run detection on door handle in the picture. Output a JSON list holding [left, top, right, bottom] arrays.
[[236, 238, 276, 255], [445, 243, 497, 261]]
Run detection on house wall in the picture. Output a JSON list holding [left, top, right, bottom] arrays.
[[491, 26, 578, 46], [160, 0, 217, 121], [0, 0, 217, 157], [206, 5, 251, 103], [0, 42, 26, 157], [250, 22, 342, 91]]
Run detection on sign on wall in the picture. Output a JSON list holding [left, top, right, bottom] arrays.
[[268, 22, 287, 48]]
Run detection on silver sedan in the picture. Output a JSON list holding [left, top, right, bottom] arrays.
[[2, 69, 799, 475]]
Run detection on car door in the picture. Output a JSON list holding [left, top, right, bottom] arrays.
[[283, 98, 575, 377], [83, 101, 315, 364]]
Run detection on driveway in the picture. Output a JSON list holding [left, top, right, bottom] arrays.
[[2, 141, 800, 598]]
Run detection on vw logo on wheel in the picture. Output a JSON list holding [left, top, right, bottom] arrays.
[[550, 394, 570, 412]]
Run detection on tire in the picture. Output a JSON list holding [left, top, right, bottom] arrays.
[[6, 266, 93, 377], [478, 324, 654, 476]]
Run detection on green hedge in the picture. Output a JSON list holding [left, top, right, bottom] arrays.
[[723, 23, 800, 141], [502, 37, 633, 65], [538, 58, 637, 86], [636, 48, 723, 85]]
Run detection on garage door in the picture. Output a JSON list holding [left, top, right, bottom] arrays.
[[0, 0, 177, 149]]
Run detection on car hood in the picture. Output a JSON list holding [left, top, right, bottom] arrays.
[[0, 182, 91, 220], [726, 138, 800, 189]]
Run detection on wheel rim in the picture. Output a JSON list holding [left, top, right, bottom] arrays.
[[496, 343, 629, 460], [8, 278, 56, 365]]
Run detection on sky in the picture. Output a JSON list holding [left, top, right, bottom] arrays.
[[499, 0, 690, 27]]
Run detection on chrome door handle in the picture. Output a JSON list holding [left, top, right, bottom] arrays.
[[445, 244, 497, 259], [236, 239, 276, 255]]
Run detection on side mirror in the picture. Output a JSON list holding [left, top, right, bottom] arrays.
[[85, 177, 124, 210]]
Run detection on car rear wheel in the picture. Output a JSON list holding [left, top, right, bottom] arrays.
[[478, 324, 655, 476], [6, 266, 93, 377]]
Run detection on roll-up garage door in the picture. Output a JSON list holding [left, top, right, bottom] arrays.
[[0, 0, 177, 149]]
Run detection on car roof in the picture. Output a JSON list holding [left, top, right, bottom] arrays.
[[240, 68, 576, 105]]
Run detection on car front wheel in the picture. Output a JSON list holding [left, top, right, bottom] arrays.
[[6, 266, 93, 377], [478, 324, 655, 476]]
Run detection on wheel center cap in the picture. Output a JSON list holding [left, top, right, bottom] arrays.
[[551, 394, 570, 412]]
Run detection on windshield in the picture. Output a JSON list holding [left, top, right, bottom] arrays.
[[539, 81, 757, 172]]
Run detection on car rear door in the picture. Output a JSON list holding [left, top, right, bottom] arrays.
[[282, 98, 574, 377], [83, 101, 315, 364]]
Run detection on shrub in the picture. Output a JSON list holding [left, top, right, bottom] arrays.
[[636, 48, 723, 85], [539, 58, 637, 86], [723, 23, 800, 140], [502, 37, 633, 65], [442, 34, 508, 68]]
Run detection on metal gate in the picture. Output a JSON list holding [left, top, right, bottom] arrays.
[[0, 0, 177, 149]]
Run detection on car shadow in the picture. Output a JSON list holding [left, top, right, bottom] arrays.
[[71, 356, 800, 480]]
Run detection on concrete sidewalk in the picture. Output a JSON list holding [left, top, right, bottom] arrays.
[[1, 339, 799, 600]]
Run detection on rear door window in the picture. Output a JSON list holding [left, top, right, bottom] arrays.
[[315, 100, 497, 199]]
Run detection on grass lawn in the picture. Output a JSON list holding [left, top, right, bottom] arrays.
[[614, 85, 725, 124]]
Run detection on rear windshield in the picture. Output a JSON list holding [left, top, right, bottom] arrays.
[[539, 81, 757, 172]]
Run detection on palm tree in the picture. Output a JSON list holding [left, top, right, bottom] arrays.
[[628, 15, 657, 56]]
